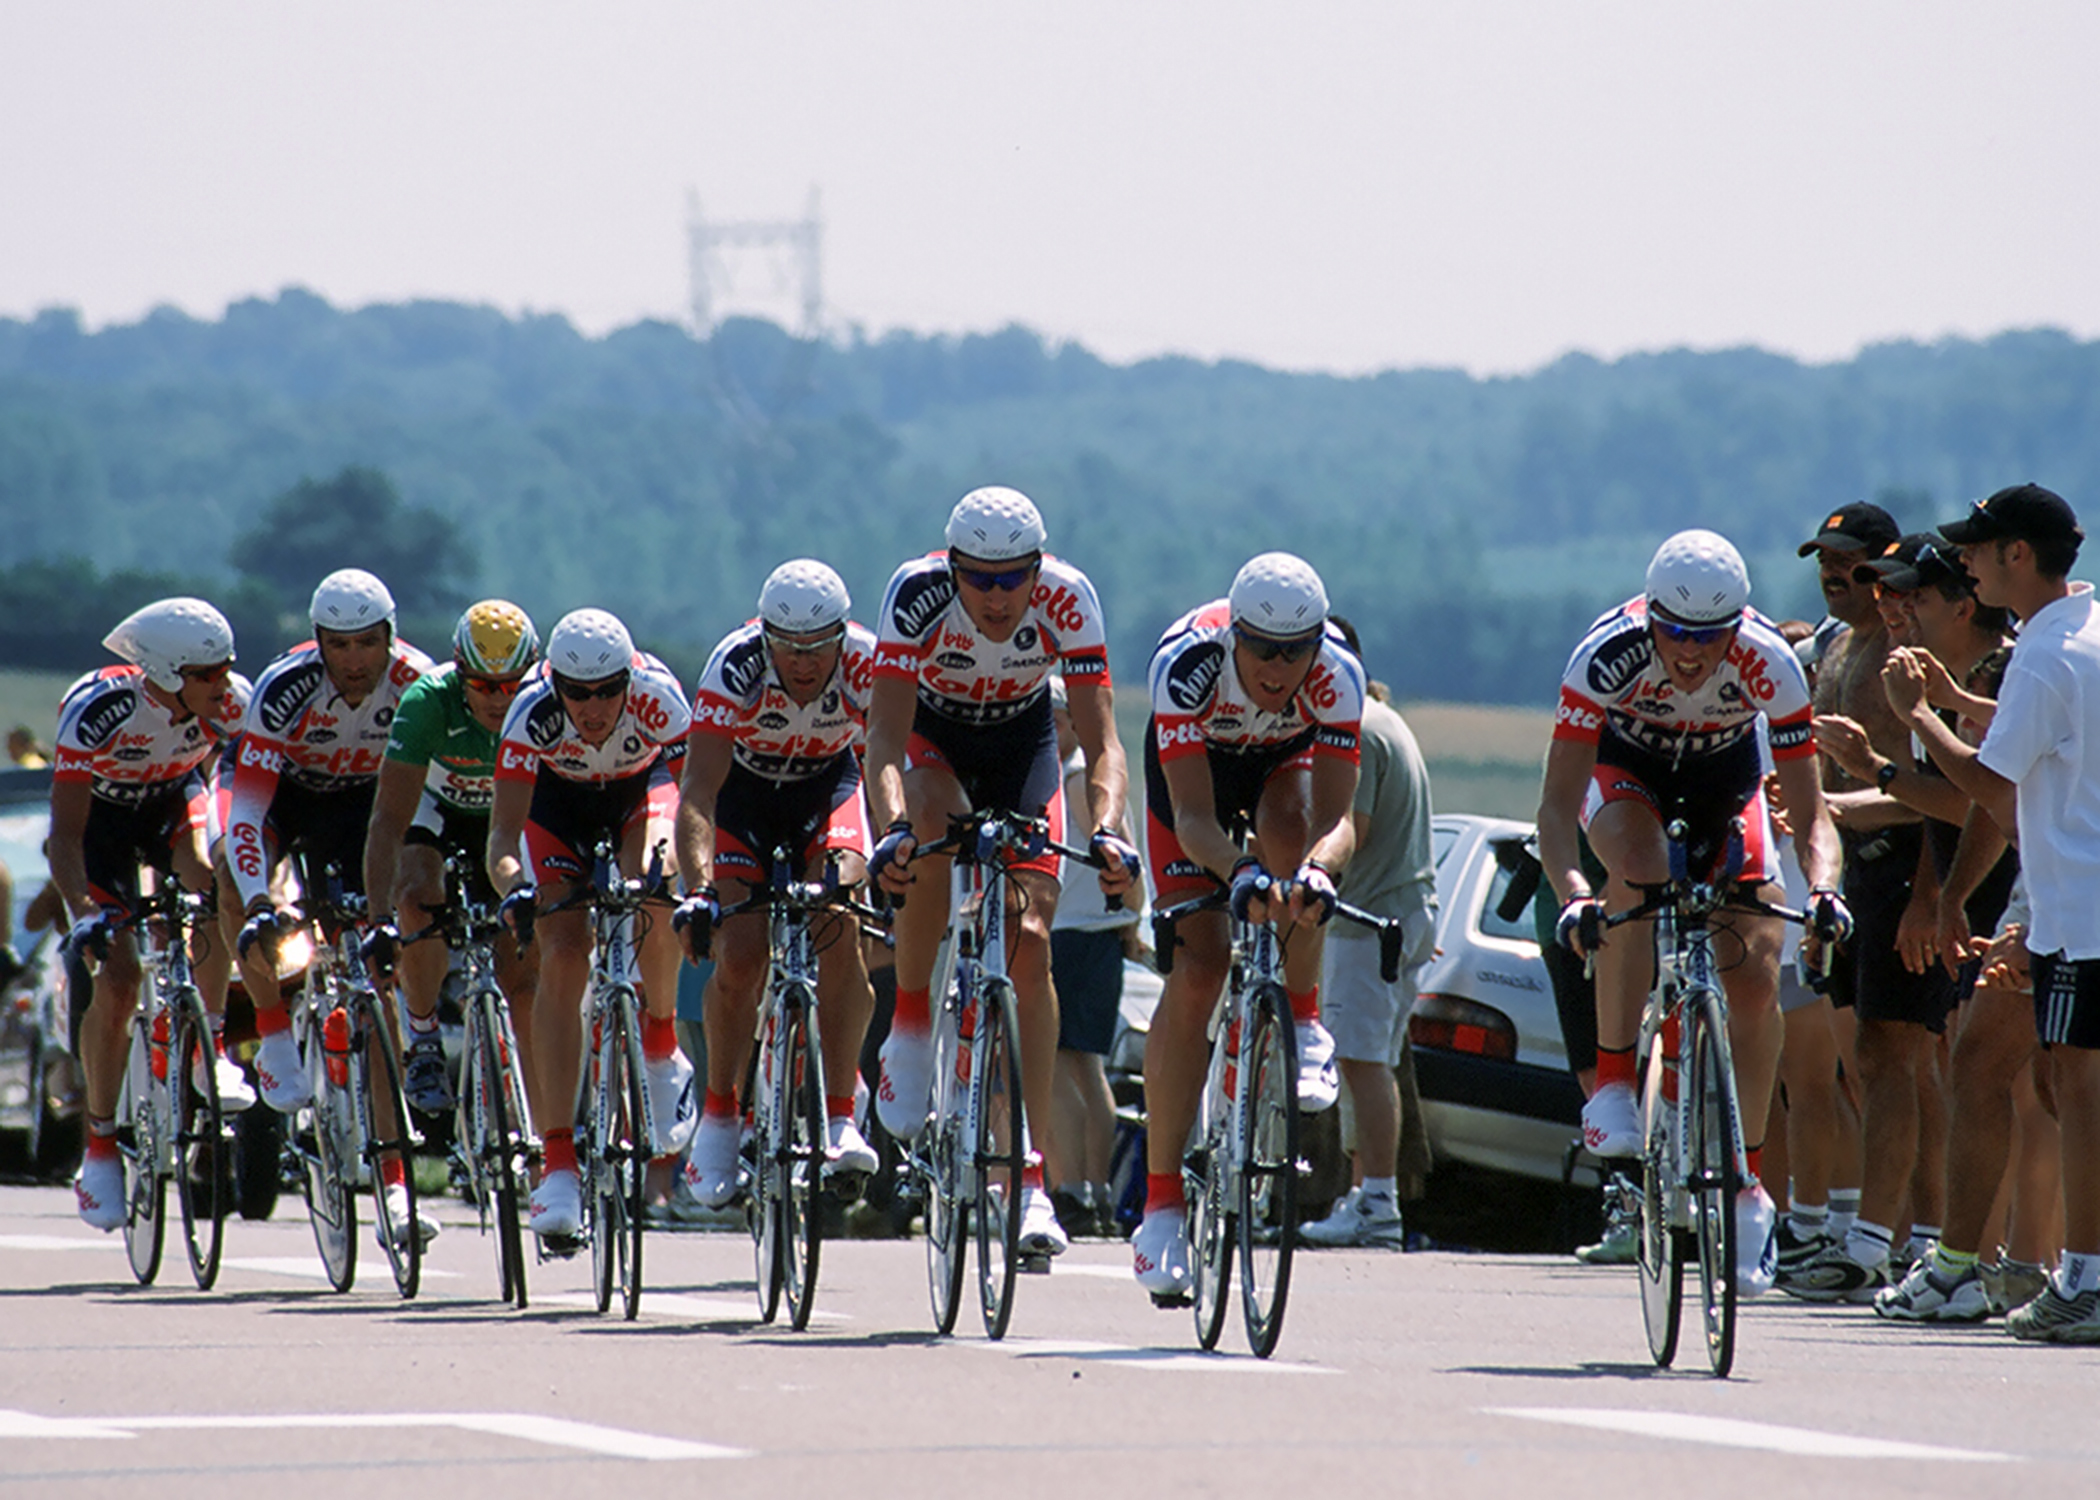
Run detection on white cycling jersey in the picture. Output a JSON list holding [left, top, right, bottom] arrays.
[[53, 665, 243, 803], [1148, 600, 1365, 765], [495, 650, 691, 787], [691, 620, 876, 782]]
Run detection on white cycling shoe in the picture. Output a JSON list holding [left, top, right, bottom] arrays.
[[75, 1152, 126, 1232], [1736, 1182, 1778, 1298], [1019, 1184, 1070, 1258], [202, 1045, 256, 1113], [1133, 1207, 1192, 1298], [875, 1026, 934, 1141], [253, 1029, 313, 1113], [1581, 1082, 1642, 1158], [680, 1114, 747, 1210], [380, 1181, 441, 1250], [824, 1116, 879, 1178], [528, 1168, 582, 1240], [644, 1049, 697, 1156], [1295, 1019, 1340, 1112]]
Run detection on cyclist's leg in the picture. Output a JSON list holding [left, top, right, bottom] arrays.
[[872, 754, 964, 1136], [814, 853, 878, 1170], [620, 770, 693, 1153], [170, 784, 229, 1020], [681, 875, 762, 1208], [393, 836, 453, 1107], [1249, 762, 1338, 1108], [75, 856, 143, 1229]]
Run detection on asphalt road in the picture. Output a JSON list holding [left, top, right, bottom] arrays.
[[1, 1181, 2094, 1498]]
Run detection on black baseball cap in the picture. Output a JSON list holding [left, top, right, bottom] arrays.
[[1852, 533, 1967, 593], [1940, 483, 2083, 549], [1799, 502, 1901, 558]]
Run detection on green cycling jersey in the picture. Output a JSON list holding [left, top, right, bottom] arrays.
[[384, 663, 500, 813]]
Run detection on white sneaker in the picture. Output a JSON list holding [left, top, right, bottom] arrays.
[[875, 1026, 934, 1141], [203, 1046, 256, 1113], [75, 1152, 126, 1232], [1019, 1184, 1070, 1258], [253, 1029, 313, 1112], [644, 1049, 697, 1156], [528, 1168, 582, 1239], [824, 1116, 879, 1178], [680, 1114, 746, 1209], [1581, 1081, 1641, 1158], [1132, 1207, 1192, 1297], [1299, 1187, 1407, 1249], [1295, 1019, 1340, 1112], [1735, 1183, 1777, 1297], [379, 1181, 441, 1249]]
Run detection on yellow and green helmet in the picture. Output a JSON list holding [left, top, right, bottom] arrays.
[[452, 599, 540, 678]]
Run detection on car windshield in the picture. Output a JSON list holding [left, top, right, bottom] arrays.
[[1476, 858, 1538, 945], [1432, 823, 1462, 877]]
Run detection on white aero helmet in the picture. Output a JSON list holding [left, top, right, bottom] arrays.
[[103, 597, 236, 692], [945, 486, 1046, 562], [546, 607, 634, 681], [310, 568, 396, 636], [1646, 529, 1750, 625], [1229, 552, 1328, 638], [758, 559, 851, 637]]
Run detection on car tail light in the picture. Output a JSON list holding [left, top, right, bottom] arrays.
[[1410, 993, 1518, 1062]]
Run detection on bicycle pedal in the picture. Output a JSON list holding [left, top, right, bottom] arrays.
[[820, 1168, 870, 1204], [1017, 1251, 1053, 1275], [1149, 1290, 1193, 1310], [537, 1231, 585, 1260]]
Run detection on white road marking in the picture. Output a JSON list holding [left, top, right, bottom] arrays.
[[223, 1256, 460, 1281], [0, 1408, 746, 1461], [1491, 1408, 2016, 1463], [0, 1234, 123, 1252], [972, 1335, 1333, 1375], [1047, 1263, 1135, 1280]]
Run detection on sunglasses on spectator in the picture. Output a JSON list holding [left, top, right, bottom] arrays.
[[556, 673, 629, 703], [1234, 627, 1321, 663], [462, 671, 527, 697], [764, 626, 846, 657], [181, 662, 235, 684], [953, 563, 1037, 593]]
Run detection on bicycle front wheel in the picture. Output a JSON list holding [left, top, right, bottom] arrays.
[[1237, 981, 1298, 1359], [119, 1013, 166, 1286], [354, 991, 421, 1299], [778, 986, 826, 1332], [751, 1009, 784, 1324], [1187, 1046, 1233, 1350], [1635, 1023, 1682, 1365], [1689, 991, 1740, 1377], [971, 979, 1025, 1341], [301, 1012, 359, 1293], [457, 991, 528, 1306], [589, 993, 647, 1321], [170, 993, 226, 1290], [923, 987, 968, 1335]]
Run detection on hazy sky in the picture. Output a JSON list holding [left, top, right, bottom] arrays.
[[7, 2, 2098, 376]]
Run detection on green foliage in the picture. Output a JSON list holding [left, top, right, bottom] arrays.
[[3, 292, 2099, 704], [0, 556, 282, 674]]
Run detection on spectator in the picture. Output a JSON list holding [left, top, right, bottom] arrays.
[[7, 726, 49, 768], [1298, 618, 1436, 1250]]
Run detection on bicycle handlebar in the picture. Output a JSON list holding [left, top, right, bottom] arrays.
[[1150, 883, 1407, 982]]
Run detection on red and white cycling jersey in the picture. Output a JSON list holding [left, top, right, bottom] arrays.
[[53, 665, 244, 804], [690, 620, 876, 783], [873, 552, 1111, 724], [1147, 601, 1365, 765], [225, 639, 431, 904], [1553, 597, 1815, 762], [495, 650, 691, 788]]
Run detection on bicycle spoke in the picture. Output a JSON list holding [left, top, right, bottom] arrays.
[[1237, 982, 1297, 1359], [171, 996, 226, 1291], [973, 980, 1024, 1341]]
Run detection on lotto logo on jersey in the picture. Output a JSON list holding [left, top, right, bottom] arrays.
[[499, 744, 537, 774], [1156, 718, 1205, 752], [238, 740, 283, 773], [1725, 641, 1778, 702], [1300, 663, 1339, 713], [692, 700, 741, 731], [632, 695, 673, 738], [1032, 584, 1086, 636], [232, 825, 265, 880], [1555, 690, 1603, 735]]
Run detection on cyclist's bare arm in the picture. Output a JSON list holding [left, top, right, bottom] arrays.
[[862, 673, 919, 836], [47, 778, 96, 922], [1536, 735, 1600, 908], [1888, 668, 2018, 835], [1161, 751, 1240, 884], [1065, 675, 1133, 891], [674, 729, 733, 884], [363, 757, 424, 926], [487, 775, 532, 897]]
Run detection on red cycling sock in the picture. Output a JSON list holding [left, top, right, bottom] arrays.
[[380, 1156, 406, 1188], [827, 1094, 855, 1120], [892, 985, 931, 1032], [1145, 1172, 1186, 1214], [254, 1004, 291, 1037], [542, 1128, 577, 1176], [642, 1014, 678, 1061], [1022, 1160, 1044, 1190], [1746, 1144, 1763, 1183], [1287, 987, 1320, 1024], [84, 1125, 119, 1160], [1595, 1044, 1636, 1092], [703, 1088, 738, 1119]]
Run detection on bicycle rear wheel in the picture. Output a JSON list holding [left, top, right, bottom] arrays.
[[354, 991, 421, 1299], [779, 987, 826, 1332], [170, 994, 226, 1290], [923, 987, 967, 1335], [1636, 1025, 1682, 1366], [302, 1010, 359, 1293], [1237, 981, 1298, 1358], [119, 1014, 166, 1286], [1689, 992, 1739, 1377], [589, 995, 647, 1321], [973, 979, 1025, 1341], [458, 992, 528, 1306], [750, 1005, 785, 1323], [1187, 1048, 1233, 1350]]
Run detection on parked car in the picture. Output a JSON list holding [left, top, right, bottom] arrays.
[[1409, 813, 1594, 1190], [0, 765, 83, 1178]]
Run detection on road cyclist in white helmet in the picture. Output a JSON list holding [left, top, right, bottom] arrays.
[[50, 598, 254, 1229], [485, 607, 696, 1244], [363, 600, 544, 1126], [220, 568, 433, 1119], [1537, 528, 1847, 1297], [669, 560, 883, 1214], [864, 486, 1139, 1262], [1130, 552, 1365, 1299]]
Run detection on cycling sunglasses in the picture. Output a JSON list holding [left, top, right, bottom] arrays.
[[461, 671, 527, 697], [1233, 626, 1321, 664], [555, 673, 629, 703], [952, 562, 1037, 593], [764, 625, 846, 657], [1650, 611, 1739, 646]]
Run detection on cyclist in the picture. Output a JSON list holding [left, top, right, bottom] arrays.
[[1129, 552, 1363, 1298], [865, 487, 1137, 1262], [1538, 529, 1846, 1296], [221, 569, 433, 1116], [670, 560, 881, 1211], [486, 607, 695, 1243], [364, 600, 543, 1121], [52, 599, 254, 1229]]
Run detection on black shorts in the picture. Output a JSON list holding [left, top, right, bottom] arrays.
[[270, 777, 379, 896], [1841, 824, 1958, 1032], [1052, 927, 1124, 1056], [712, 754, 867, 884], [524, 762, 673, 885], [2031, 950, 2100, 1050], [1141, 720, 1316, 844], [82, 774, 205, 913], [404, 795, 500, 908], [909, 695, 1062, 822], [1592, 726, 1770, 881]]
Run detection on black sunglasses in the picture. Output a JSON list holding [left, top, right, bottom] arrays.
[[953, 562, 1037, 593], [555, 673, 629, 703], [1234, 627, 1321, 664]]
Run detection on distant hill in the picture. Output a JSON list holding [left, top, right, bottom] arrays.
[[4, 292, 2096, 702]]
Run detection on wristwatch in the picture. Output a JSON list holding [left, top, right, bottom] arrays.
[[1876, 760, 1900, 793]]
